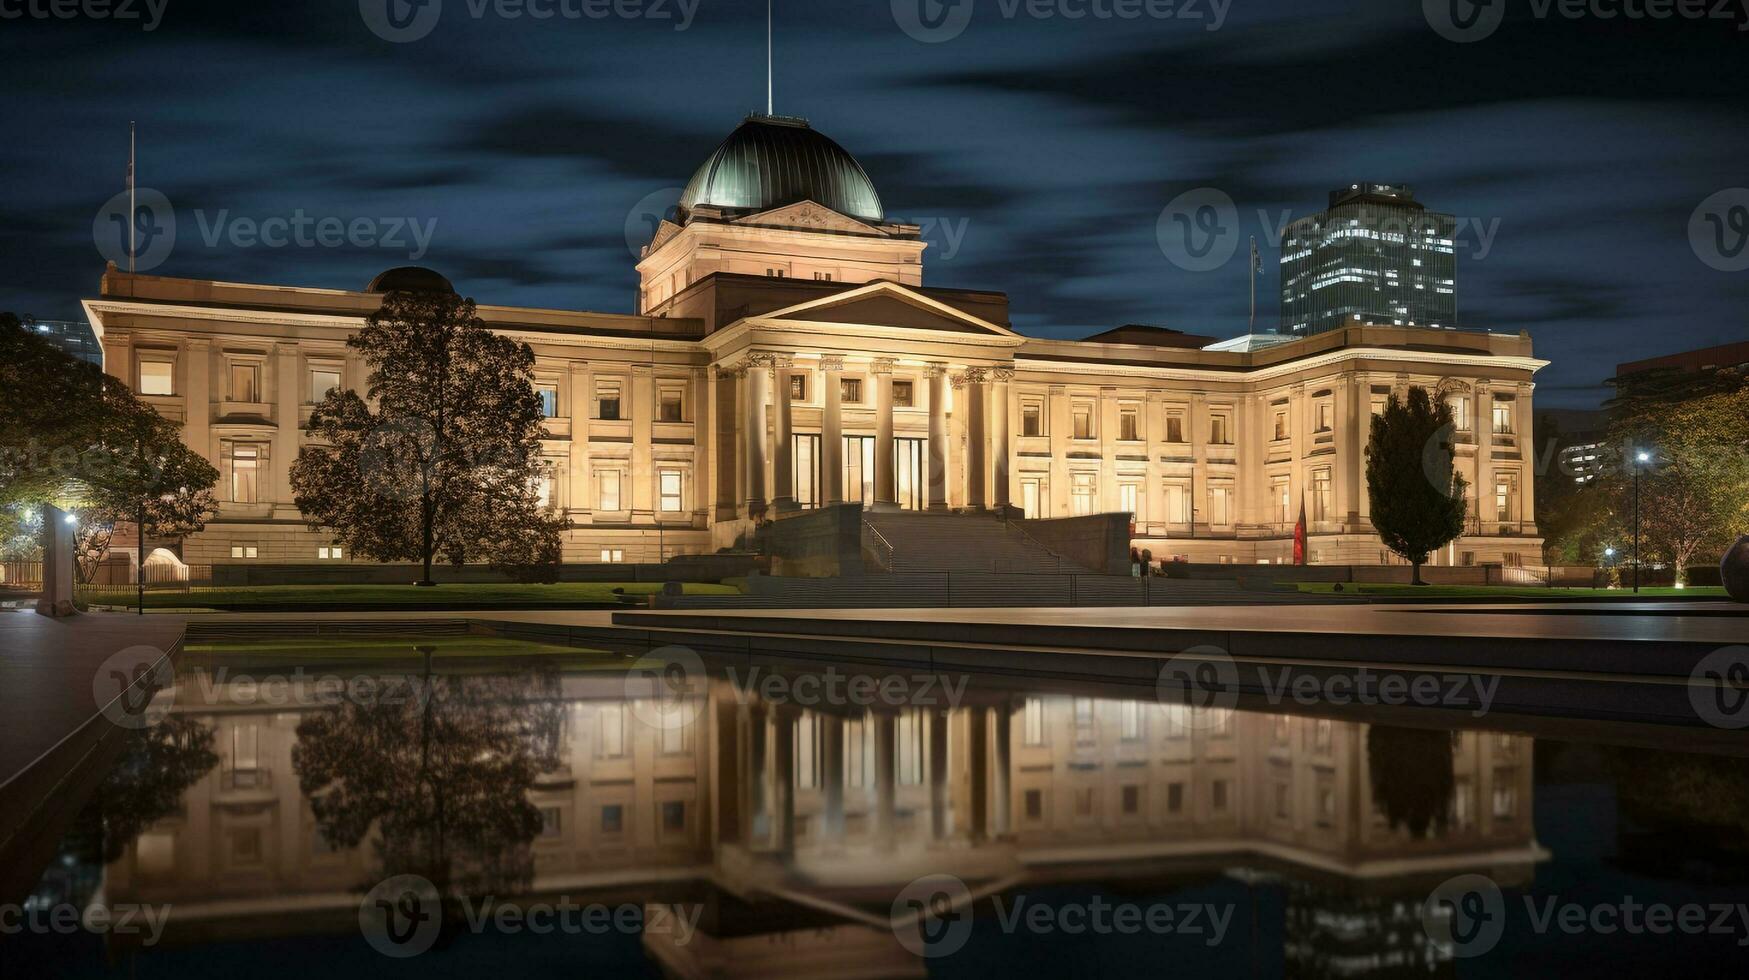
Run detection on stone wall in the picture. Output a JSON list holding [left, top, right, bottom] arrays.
[[1016, 513, 1131, 576]]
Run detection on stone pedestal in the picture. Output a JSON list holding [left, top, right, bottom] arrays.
[[1724, 535, 1749, 604]]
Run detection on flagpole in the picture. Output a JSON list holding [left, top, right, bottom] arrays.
[[766, 0, 773, 115], [1248, 236, 1257, 332], [129, 121, 136, 273]]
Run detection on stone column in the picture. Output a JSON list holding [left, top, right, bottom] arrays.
[[960, 369, 989, 510], [745, 356, 770, 519], [820, 355, 845, 505], [991, 368, 1013, 511], [714, 366, 739, 522], [872, 358, 897, 509], [771, 355, 796, 513], [991, 702, 1012, 836], [820, 712, 845, 843], [926, 364, 950, 511], [873, 710, 898, 848], [967, 707, 990, 841], [928, 709, 950, 840], [631, 366, 654, 521], [569, 362, 592, 521], [183, 339, 212, 464], [746, 702, 769, 844], [272, 343, 300, 516], [772, 705, 797, 855], [1518, 382, 1537, 535], [1474, 378, 1494, 532]]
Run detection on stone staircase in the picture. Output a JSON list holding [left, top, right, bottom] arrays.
[[861, 511, 1080, 574]]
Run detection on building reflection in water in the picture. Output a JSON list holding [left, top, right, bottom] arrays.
[[81, 659, 1544, 976]]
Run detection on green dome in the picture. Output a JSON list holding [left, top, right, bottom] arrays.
[[679, 115, 885, 225]]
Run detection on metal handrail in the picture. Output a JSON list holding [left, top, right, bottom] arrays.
[[1000, 515, 1074, 574], [863, 521, 897, 572]]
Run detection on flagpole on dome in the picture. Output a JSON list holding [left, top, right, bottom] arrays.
[[766, 0, 774, 116]]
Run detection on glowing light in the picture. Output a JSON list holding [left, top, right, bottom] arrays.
[[1636, 451, 1651, 463], [64, 513, 78, 525]]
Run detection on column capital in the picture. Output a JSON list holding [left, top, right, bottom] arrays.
[[870, 357, 897, 375], [955, 367, 988, 387], [991, 367, 1015, 383], [818, 354, 845, 373], [769, 354, 796, 370], [924, 363, 951, 379]]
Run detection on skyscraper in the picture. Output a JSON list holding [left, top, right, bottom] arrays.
[[1278, 183, 1456, 336]]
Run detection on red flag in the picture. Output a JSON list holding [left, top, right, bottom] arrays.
[[1293, 497, 1308, 566]]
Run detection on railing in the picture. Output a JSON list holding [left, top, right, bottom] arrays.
[[76, 564, 214, 603], [862, 522, 897, 573], [1, 561, 43, 591], [998, 516, 1074, 574]]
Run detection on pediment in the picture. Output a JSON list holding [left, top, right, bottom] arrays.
[[763, 282, 1017, 338], [646, 218, 683, 254], [734, 200, 883, 236]]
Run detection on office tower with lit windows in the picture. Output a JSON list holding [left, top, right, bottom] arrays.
[[1278, 183, 1457, 336]]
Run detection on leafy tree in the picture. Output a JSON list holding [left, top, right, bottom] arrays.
[[1602, 380, 1749, 583], [293, 654, 562, 910], [291, 290, 563, 586], [1366, 386, 1468, 585], [0, 313, 217, 567], [1366, 725, 1455, 839]]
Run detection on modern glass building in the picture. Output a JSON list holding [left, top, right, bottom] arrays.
[[1278, 183, 1456, 336], [22, 318, 104, 366]]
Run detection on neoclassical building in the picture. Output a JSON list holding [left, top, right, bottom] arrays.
[[84, 114, 1545, 569]]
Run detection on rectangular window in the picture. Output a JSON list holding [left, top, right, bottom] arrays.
[[310, 368, 341, 403], [1209, 413, 1232, 445], [536, 463, 555, 510], [139, 360, 174, 396], [1025, 789, 1044, 821], [228, 362, 260, 402], [600, 548, 625, 563], [1167, 783, 1185, 815], [895, 438, 927, 511], [840, 378, 863, 404], [662, 801, 687, 832], [537, 384, 560, 419], [230, 545, 259, 559], [1495, 472, 1519, 522], [1493, 402, 1513, 434], [792, 433, 820, 508], [1165, 483, 1190, 525], [1315, 401, 1333, 433], [1119, 483, 1140, 520], [1120, 701, 1142, 740], [317, 545, 344, 560], [1271, 477, 1291, 526], [1118, 407, 1139, 442], [596, 380, 623, 421], [229, 444, 262, 503], [1165, 412, 1185, 443], [1312, 468, 1333, 523], [1209, 485, 1233, 527], [1021, 478, 1042, 519], [598, 705, 626, 757], [812, 271, 833, 281], [892, 380, 915, 408], [659, 469, 683, 513], [658, 386, 684, 422], [1071, 473, 1097, 516], [1023, 699, 1046, 745], [1122, 785, 1141, 815], [1273, 411, 1288, 441], [1211, 779, 1230, 812], [1072, 403, 1094, 440], [597, 469, 622, 511], [843, 436, 875, 505], [789, 374, 808, 402], [1450, 395, 1471, 430], [600, 805, 624, 834], [1021, 400, 1043, 437]]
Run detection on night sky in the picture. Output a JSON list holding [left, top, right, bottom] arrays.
[[3, 0, 1746, 408]]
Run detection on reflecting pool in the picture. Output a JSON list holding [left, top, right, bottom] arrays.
[[4, 637, 1749, 977]]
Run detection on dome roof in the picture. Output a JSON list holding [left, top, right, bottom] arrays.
[[679, 115, 884, 225], [367, 266, 454, 294]]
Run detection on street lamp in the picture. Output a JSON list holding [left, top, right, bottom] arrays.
[[1632, 450, 1652, 594]]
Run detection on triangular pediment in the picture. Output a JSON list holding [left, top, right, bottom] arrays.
[[734, 200, 884, 236], [761, 281, 1018, 338]]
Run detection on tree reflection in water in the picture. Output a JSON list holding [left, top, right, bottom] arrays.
[[293, 650, 563, 910], [1366, 725, 1455, 839]]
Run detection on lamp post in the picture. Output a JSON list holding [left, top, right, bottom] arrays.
[[1632, 450, 1651, 594]]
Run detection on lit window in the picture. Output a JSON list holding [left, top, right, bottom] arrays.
[[1166, 413, 1185, 443], [597, 470, 622, 511], [139, 360, 174, 396], [228, 443, 261, 503], [310, 369, 341, 403], [1072, 403, 1093, 440], [600, 548, 625, 563], [1209, 414, 1232, 445], [789, 374, 808, 402], [1315, 401, 1333, 433], [1209, 485, 1233, 527], [1312, 469, 1333, 523], [229, 545, 259, 559], [229, 362, 260, 402], [891, 380, 914, 408], [537, 385, 559, 419], [1071, 473, 1096, 516], [1492, 403, 1513, 434], [1021, 400, 1043, 437], [1273, 411, 1288, 441], [658, 387, 684, 422], [659, 470, 683, 513], [317, 545, 344, 560], [1119, 483, 1140, 520], [1118, 407, 1139, 441], [840, 377, 863, 404], [1165, 483, 1190, 524]]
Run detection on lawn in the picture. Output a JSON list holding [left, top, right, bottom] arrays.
[[95, 580, 740, 612], [1292, 582, 1728, 600]]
